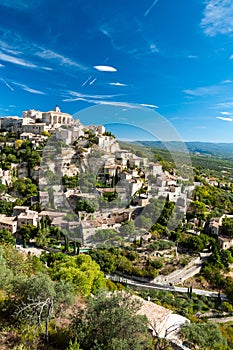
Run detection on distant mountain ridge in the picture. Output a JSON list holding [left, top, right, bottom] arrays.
[[137, 141, 233, 158]]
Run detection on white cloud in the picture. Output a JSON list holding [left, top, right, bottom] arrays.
[[0, 63, 4, 67], [183, 86, 219, 96], [12, 82, 45, 95], [63, 91, 118, 102], [63, 91, 144, 110], [109, 82, 127, 86], [64, 97, 142, 109], [201, 0, 233, 36], [217, 116, 233, 121], [0, 32, 89, 74], [94, 65, 117, 72], [222, 79, 233, 83], [140, 103, 159, 108], [0, 51, 36, 68], [0, 40, 22, 55], [216, 101, 233, 108], [188, 55, 197, 59], [220, 111, 230, 115], [149, 43, 159, 53], [36, 49, 87, 70], [42, 66, 53, 71]]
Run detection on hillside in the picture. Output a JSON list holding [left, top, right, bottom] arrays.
[[138, 141, 233, 159]]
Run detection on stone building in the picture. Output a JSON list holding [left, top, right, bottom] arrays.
[[0, 215, 17, 233], [23, 109, 43, 121], [17, 208, 38, 228], [0, 116, 22, 132], [42, 106, 73, 126]]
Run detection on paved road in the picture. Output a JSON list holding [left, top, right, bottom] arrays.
[[208, 316, 233, 323], [153, 255, 211, 285], [106, 274, 228, 300]]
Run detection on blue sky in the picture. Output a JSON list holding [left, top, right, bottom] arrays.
[[1, 0, 233, 142]]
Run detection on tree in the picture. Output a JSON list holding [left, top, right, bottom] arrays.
[[18, 224, 38, 248], [50, 254, 106, 296], [15, 139, 24, 149], [135, 216, 153, 231], [26, 150, 41, 169], [89, 249, 117, 273], [0, 246, 12, 289], [0, 228, 16, 245], [2, 245, 43, 277], [12, 273, 75, 344], [119, 221, 136, 237], [189, 200, 207, 220], [70, 291, 152, 350], [180, 322, 227, 349], [35, 227, 50, 248], [0, 199, 13, 215], [41, 130, 50, 137], [66, 339, 82, 350], [0, 183, 7, 194], [221, 218, 233, 237]]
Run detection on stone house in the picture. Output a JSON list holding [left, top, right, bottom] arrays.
[[218, 236, 233, 250], [0, 215, 17, 233], [17, 209, 38, 228]]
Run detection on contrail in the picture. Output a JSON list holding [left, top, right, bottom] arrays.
[[89, 78, 97, 85], [0, 78, 14, 91], [82, 76, 92, 87], [144, 0, 159, 17]]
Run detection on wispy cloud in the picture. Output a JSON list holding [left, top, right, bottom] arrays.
[[220, 111, 230, 115], [222, 79, 233, 83], [63, 91, 118, 102], [140, 103, 159, 108], [1, 0, 40, 10], [217, 116, 233, 121], [0, 51, 36, 68], [216, 101, 233, 108], [99, 16, 159, 58], [12, 82, 45, 95], [94, 65, 117, 72], [42, 66, 53, 71], [183, 85, 220, 96], [62, 90, 145, 109], [0, 40, 22, 55], [0, 31, 89, 74], [109, 82, 127, 87], [64, 96, 142, 109], [201, 0, 233, 36], [144, 0, 159, 17], [187, 55, 197, 59], [149, 43, 159, 53], [0, 78, 14, 91], [36, 49, 88, 70]]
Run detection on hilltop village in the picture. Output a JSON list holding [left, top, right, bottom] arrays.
[[1, 106, 233, 252], [1, 107, 233, 350], [0, 106, 193, 245]]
